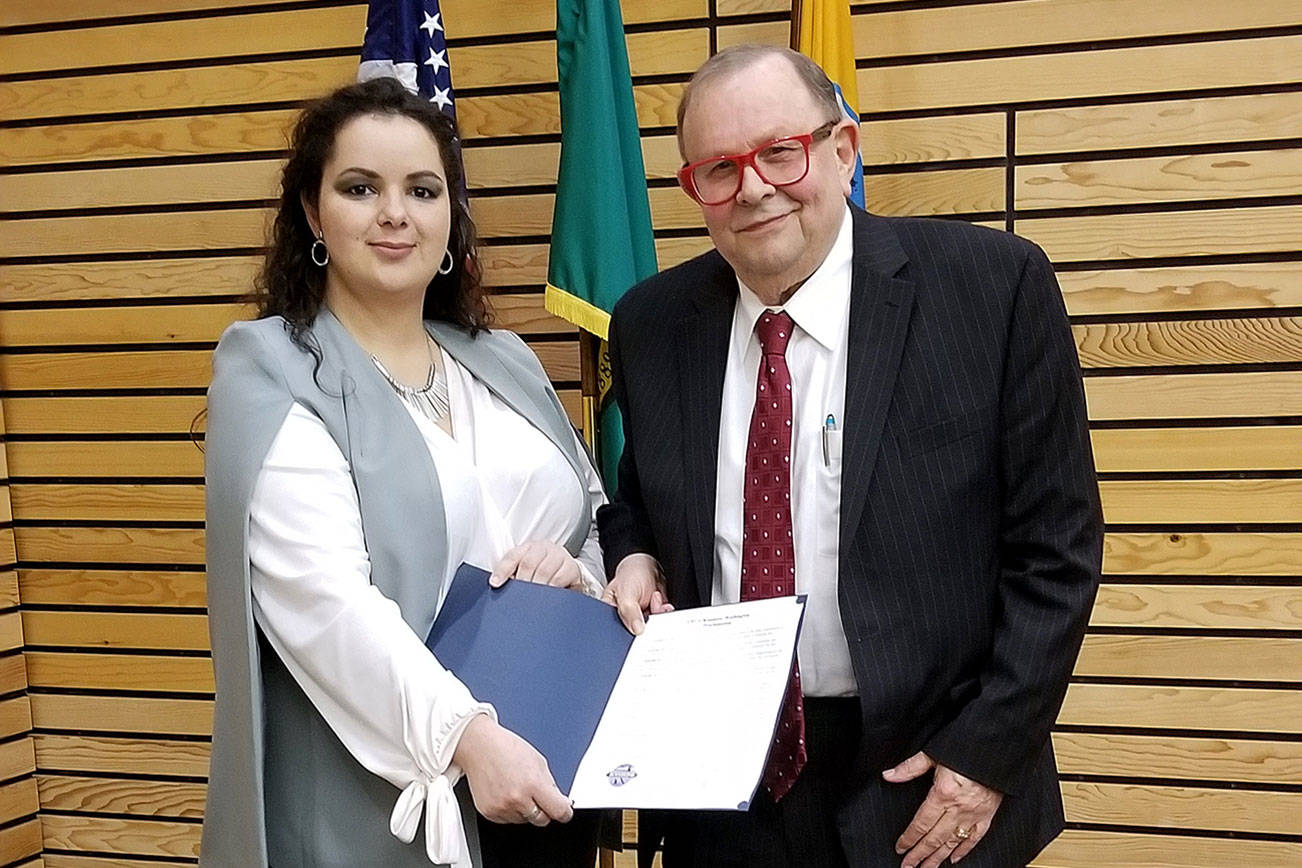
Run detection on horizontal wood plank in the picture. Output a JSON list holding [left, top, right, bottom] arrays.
[[860, 112, 1006, 166], [10, 484, 205, 522], [2, 396, 208, 435], [0, 821, 42, 868], [1051, 731, 1302, 784], [6, 442, 206, 478], [19, 570, 205, 608], [0, 697, 34, 741], [864, 166, 1004, 216], [35, 775, 204, 819], [1098, 478, 1302, 524], [0, 570, 19, 608], [26, 653, 213, 693], [14, 527, 205, 565], [1033, 829, 1302, 867], [1019, 204, 1302, 263], [1076, 315, 1302, 368], [1103, 532, 1302, 576], [0, 611, 25, 653], [1, 56, 357, 123], [40, 815, 200, 859], [42, 856, 193, 868], [1019, 91, 1302, 155], [1063, 780, 1301, 836], [1059, 262, 1302, 316], [0, 302, 249, 346], [0, 737, 36, 782], [1059, 683, 1302, 733], [1091, 583, 1302, 630], [1074, 634, 1300, 681], [0, 109, 297, 168], [1084, 371, 1302, 420], [1017, 147, 1302, 209], [1092, 426, 1302, 472], [857, 0, 1302, 61], [858, 34, 1302, 114], [0, 159, 281, 213], [0, 209, 270, 258], [0, 653, 28, 695], [0, 0, 703, 30], [0, 0, 342, 26], [715, 20, 788, 52], [0, 778, 39, 826], [22, 611, 209, 651], [0, 257, 260, 304], [0, 351, 212, 391], [29, 695, 211, 737], [33, 734, 209, 778]]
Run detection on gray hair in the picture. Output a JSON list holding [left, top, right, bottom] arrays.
[[676, 44, 843, 155]]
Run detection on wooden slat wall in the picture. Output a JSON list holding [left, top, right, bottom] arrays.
[[837, 1, 1302, 866], [0, 404, 42, 866], [1, 1, 1299, 866]]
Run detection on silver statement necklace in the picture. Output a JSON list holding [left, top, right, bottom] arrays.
[[371, 337, 451, 426]]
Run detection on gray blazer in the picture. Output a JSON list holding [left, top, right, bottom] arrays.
[[202, 310, 591, 867]]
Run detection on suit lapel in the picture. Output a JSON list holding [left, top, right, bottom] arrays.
[[678, 255, 736, 607], [840, 210, 914, 549]]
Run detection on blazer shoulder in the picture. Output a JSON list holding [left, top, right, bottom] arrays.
[[479, 325, 550, 382], [612, 248, 730, 325], [884, 215, 1044, 270]]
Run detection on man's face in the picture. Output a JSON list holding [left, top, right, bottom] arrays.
[[679, 55, 858, 297]]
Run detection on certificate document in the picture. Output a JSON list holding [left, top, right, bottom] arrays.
[[426, 564, 805, 811]]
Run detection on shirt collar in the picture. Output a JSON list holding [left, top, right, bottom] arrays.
[[735, 205, 853, 352]]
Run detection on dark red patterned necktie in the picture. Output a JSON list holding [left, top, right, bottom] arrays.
[[739, 310, 806, 801]]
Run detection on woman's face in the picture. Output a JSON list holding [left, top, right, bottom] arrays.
[[306, 112, 452, 309]]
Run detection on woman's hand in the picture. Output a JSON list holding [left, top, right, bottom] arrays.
[[452, 715, 573, 826], [489, 541, 584, 592]]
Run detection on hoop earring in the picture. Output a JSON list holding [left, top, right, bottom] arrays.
[[310, 237, 329, 267], [438, 249, 455, 275]]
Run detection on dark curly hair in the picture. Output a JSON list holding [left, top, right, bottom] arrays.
[[256, 77, 489, 352]]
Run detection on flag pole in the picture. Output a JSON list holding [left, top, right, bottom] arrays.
[[790, 0, 804, 49], [579, 331, 600, 451]]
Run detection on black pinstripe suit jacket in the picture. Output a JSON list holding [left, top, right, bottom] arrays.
[[597, 206, 1103, 866]]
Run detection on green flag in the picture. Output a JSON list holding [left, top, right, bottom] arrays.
[[546, 0, 658, 486]]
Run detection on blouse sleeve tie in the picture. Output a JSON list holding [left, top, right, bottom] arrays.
[[390, 768, 472, 868]]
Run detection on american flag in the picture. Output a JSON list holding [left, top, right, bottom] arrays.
[[358, 0, 457, 119]]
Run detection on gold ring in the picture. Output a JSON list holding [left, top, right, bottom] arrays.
[[955, 826, 972, 841], [524, 805, 542, 822]]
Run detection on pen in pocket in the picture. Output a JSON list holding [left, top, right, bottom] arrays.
[[822, 414, 839, 466]]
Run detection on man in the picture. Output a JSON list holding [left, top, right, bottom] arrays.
[[597, 45, 1102, 868]]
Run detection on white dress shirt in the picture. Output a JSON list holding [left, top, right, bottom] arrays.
[[248, 346, 605, 866], [712, 205, 857, 698]]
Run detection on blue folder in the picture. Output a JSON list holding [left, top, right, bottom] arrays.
[[425, 563, 635, 795]]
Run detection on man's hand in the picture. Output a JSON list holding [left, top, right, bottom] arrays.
[[883, 751, 1003, 867], [452, 715, 573, 826], [489, 541, 583, 592], [600, 553, 673, 635]]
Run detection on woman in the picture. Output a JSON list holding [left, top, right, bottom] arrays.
[[203, 78, 605, 868]]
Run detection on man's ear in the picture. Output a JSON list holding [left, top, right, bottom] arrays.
[[833, 120, 860, 196], [300, 192, 321, 238]]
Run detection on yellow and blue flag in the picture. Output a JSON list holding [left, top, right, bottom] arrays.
[[795, 1, 864, 207]]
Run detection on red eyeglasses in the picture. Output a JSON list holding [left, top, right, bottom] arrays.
[[677, 120, 839, 205]]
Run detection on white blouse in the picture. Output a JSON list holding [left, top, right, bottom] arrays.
[[248, 347, 605, 867]]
